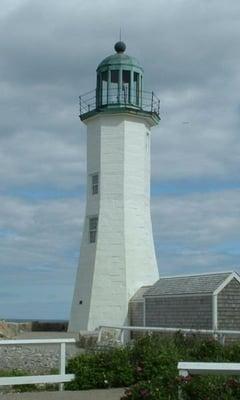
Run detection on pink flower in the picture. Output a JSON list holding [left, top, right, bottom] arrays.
[[139, 388, 150, 398]]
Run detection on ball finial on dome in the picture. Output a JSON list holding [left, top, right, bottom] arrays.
[[114, 41, 126, 53]]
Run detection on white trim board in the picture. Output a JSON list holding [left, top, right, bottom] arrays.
[[143, 293, 213, 299], [212, 294, 218, 330], [158, 271, 236, 280], [213, 272, 240, 295]]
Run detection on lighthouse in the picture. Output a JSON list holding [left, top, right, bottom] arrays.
[[68, 42, 160, 332]]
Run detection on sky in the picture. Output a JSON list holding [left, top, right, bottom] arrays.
[[0, 0, 240, 320]]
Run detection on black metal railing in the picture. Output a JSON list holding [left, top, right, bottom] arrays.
[[79, 88, 160, 118]]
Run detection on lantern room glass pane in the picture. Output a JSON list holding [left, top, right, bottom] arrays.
[[133, 72, 140, 105], [122, 70, 130, 104], [101, 71, 108, 105], [109, 70, 119, 103]]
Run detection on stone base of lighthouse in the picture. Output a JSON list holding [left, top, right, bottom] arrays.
[[68, 113, 159, 332]]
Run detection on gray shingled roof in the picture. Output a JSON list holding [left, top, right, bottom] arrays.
[[144, 272, 234, 297], [130, 286, 151, 302]]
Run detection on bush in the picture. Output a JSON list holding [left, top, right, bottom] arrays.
[[66, 347, 134, 390], [179, 375, 240, 400], [66, 333, 240, 399]]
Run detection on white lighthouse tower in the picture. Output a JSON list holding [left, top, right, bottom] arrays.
[[68, 42, 160, 332]]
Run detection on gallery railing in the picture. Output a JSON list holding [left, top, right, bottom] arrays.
[[79, 88, 160, 119]]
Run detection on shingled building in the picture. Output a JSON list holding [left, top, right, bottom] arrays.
[[130, 271, 240, 331]]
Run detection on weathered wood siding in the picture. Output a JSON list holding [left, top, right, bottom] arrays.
[[145, 295, 213, 329], [218, 278, 240, 330], [129, 301, 144, 326]]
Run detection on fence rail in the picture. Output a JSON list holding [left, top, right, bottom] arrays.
[[97, 325, 240, 345], [178, 361, 240, 376], [0, 338, 76, 391], [79, 88, 160, 118], [178, 362, 240, 399]]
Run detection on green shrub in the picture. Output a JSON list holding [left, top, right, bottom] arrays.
[[223, 341, 240, 362], [121, 379, 173, 400], [66, 347, 134, 390], [66, 333, 240, 399], [179, 375, 240, 400]]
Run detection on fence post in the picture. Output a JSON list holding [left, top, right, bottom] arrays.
[[120, 329, 125, 345], [59, 342, 66, 391], [178, 369, 188, 400], [97, 326, 103, 343], [219, 334, 225, 346]]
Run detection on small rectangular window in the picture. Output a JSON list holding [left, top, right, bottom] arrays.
[[101, 71, 108, 82], [133, 72, 140, 105], [101, 71, 108, 105], [134, 72, 139, 82], [122, 70, 131, 103], [122, 70, 130, 83], [91, 173, 99, 195], [89, 217, 98, 243], [111, 70, 119, 83]]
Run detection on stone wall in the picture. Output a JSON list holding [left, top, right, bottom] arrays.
[[145, 295, 213, 329], [31, 321, 68, 332], [218, 278, 240, 330], [0, 343, 82, 374]]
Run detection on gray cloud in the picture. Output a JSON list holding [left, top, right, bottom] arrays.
[[0, 0, 240, 319], [152, 189, 240, 275]]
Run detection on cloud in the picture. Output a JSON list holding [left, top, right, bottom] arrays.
[[0, 0, 240, 319], [0, 194, 85, 319], [0, 187, 240, 318], [152, 189, 240, 275]]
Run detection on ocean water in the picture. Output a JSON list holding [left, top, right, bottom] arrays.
[[4, 318, 68, 323]]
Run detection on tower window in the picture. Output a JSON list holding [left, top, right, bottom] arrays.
[[91, 173, 99, 195], [89, 217, 98, 243], [111, 70, 119, 83]]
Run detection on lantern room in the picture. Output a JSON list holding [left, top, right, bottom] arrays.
[[96, 41, 143, 108], [79, 42, 160, 125]]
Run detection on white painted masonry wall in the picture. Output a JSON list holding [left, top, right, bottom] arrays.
[[68, 113, 159, 332]]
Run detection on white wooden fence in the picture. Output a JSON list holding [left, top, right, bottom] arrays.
[[178, 361, 240, 377], [97, 325, 240, 345], [178, 362, 240, 399], [0, 338, 75, 390]]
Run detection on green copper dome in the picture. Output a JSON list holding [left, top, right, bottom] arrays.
[[97, 53, 143, 71], [97, 42, 143, 72]]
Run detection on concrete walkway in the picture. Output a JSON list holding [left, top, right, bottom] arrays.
[[0, 389, 125, 400]]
